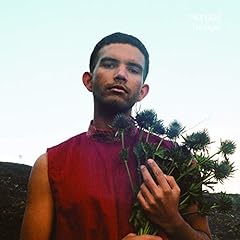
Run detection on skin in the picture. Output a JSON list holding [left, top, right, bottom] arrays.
[[82, 43, 149, 129], [20, 153, 53, 240], [137, 159, 212, 240], [20, 43, 211, 240], [122, 233, 163, 240]]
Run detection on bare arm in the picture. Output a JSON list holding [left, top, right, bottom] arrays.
[[137, 159, 212, 240], [20, 153, 54, 240]]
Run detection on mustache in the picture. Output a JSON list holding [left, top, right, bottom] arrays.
[[105, 83, 130, 93]]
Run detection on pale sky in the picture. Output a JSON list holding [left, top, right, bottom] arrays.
[[0, 0, 239, 193]]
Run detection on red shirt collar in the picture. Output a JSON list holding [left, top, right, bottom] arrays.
[[86, 120, 137, 143]]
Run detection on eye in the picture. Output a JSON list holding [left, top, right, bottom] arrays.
[[101, 61, 117, 69], [128, 66, 141, 75]]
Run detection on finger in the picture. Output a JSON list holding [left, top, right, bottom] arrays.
[[140, 165, 159, 194], [165, 175, 180, 193], [147, 159, 170, 190], [137, 189, 149, 210], [139, 183, 156, 207]]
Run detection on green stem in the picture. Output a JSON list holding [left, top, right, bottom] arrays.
[[179, 195, 191, 209], [179, 191, 190, 200], [124, 160, 135, 195], [208, 150, 221, 160], [144, 221, 150, 233], [137, 157, 142, 188], [139, 128, 144, 141], [121, 131, 125, 149], [153, 136, 166, 161], [176, 167, 197, 182], [120, 130, 135, 195], [167, 164, 176, 175], [146, 128, 151, 143], [156, 137, 165, 152]]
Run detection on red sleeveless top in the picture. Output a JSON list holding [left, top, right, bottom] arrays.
[[47, 124, 170, 240]]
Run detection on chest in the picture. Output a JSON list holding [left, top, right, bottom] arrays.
[[56, 141, 137, 212]]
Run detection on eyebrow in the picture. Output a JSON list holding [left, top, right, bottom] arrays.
[[100, 57, 118, 64], [100, 57, 143, 72], [127, 62, 143, 72]]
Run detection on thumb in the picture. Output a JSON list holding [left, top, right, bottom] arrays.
[[126, 233, 137, 237], [121, 233, 137, 239], [142, 235, 164, 240]]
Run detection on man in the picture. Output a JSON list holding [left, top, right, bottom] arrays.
[[20, 32, 212, 240]]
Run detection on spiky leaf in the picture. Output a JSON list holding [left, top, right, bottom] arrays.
[[135, 109, 157, 130], [184, 129, 210, 151], [167, 120, 183, 139]]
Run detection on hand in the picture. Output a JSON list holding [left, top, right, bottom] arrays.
[[137, 159, 183, 233], [122, 233, 163, 240]]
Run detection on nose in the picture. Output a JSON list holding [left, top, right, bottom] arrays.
[[114, 65, 128, 82]]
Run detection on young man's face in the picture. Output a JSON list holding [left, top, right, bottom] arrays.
[[90, 43, 148, 114]]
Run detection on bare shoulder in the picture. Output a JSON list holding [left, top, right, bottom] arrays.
[[27, 153, 51, 198], [32, 153, 48, 173], [20, 153, 54, 240]]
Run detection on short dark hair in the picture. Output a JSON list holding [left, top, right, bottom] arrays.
[[89, 32, 149, 81]]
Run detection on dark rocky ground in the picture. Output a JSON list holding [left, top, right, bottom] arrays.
[[0, 162, 31, 240], [0, 161, 239, 240]]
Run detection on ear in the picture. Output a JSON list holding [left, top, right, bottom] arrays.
[[138, 84, 149, 101], [82, 72, 93, 92]]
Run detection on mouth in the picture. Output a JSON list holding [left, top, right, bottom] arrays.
[[108, 85, 128, 94]]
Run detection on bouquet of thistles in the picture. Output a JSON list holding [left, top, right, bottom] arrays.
[[111, 109, 237, 235]]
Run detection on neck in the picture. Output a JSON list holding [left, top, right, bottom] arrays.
[[93, 104, 132, 129]]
